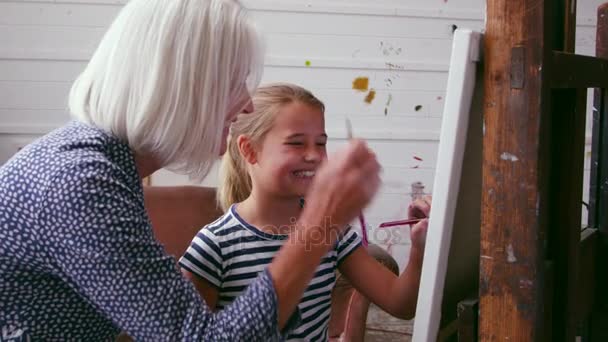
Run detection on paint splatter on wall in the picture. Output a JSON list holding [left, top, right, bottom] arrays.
[[352, 77, 369, 91], [384, 94, 393, 115], [412, 155, 423, 168], [380, 42, 403, 57], [351, 77, 376, 105], [415, 105, 423, 111], [364, 89, 376, 104], [305, 60, 311, 67], [385, 62, 405, 70]]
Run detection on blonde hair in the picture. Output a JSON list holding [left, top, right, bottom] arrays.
[[217, 83, 325, 211], [69, 0, 264, 180]]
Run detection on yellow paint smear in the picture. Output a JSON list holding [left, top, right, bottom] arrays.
[[352, 77, 369, 92], [364, 89, 376, 104]]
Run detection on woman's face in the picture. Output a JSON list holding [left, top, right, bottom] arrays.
[[221, 95, 254, 155]]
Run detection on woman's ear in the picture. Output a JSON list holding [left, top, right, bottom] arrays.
[[237, 135, 257, 164]]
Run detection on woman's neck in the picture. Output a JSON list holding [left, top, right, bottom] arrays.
[[134, 153, 162, 180], [237, 188, 303, 235]]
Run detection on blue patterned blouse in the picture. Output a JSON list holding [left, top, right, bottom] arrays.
[[0, 121, 298, 341]]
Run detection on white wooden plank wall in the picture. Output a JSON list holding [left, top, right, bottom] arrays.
[[0, 0, 603, 268]]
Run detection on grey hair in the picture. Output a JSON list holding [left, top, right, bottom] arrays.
[[69, 0, 264, 180]]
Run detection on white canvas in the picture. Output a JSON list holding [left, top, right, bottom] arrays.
[[412, 29, 483, 341]]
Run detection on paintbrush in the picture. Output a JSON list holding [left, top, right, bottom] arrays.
[[345, 118, 369, 247], [378, 218, 424, 228]]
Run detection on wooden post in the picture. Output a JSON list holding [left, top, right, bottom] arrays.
[[589, 3, 608, 340], [563, 0, 577, 52], [480, 0, 549, 340], [545, 86, 587, 341], [482, 1, 608, 340], [544, 3, 583, 339], [590, 4, 608, 237]]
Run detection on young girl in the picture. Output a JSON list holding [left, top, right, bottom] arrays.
[[179, 83, 428, 341]]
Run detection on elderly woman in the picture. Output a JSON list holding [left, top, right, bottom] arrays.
[[0, 0, 380, 340]]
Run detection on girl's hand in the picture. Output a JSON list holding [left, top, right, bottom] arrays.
[[408, 195, 432, 219], [409, 195, 431, 252], [410, 218, 429, 252], [304, 139, 381, 231]]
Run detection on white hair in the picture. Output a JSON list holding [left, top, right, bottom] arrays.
[[69, 0, 264, 180]]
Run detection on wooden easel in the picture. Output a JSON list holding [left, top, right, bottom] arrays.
[[479, 1, 608, 341]]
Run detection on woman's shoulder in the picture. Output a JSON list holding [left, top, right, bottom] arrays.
[[1, 121, 137, 201], [50, 121, 134, 171], [2, 121, 144, 217], [7, 121, 131, 172], [39, 122, 138, 188]]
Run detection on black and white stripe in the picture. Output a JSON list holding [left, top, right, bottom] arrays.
[[180, 205, 362, 341]]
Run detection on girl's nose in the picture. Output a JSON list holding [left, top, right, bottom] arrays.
[[304, 148, 322, 163]]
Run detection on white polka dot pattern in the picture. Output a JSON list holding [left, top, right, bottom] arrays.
[[0, 121, 296, 341]]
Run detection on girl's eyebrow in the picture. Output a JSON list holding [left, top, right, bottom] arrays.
[[285, 133, 328, 139]]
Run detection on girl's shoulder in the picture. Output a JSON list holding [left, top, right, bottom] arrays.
[[202, 209, 250, 239]]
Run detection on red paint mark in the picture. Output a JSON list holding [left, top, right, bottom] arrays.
[[413, 156, 423, 161]]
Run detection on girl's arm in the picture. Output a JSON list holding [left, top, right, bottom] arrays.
[[338, 218, 428, 320], [182, 269, 219, 310], [338, 196, 431, 319]]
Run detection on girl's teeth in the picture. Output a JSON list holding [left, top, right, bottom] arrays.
[[294, 171, 315, 178]]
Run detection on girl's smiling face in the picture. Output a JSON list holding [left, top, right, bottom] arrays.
[[247, 101, 327, 199]]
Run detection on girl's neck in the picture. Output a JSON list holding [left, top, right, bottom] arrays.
[[237, 188, 303, 235]]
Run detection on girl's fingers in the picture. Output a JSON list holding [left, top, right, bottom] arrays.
[[409, 196, 431, 218]]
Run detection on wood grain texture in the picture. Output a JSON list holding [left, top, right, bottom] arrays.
[[480, 0, 548, 340]]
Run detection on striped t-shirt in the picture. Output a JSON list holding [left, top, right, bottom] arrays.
[[179, 205, 362, 341]]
